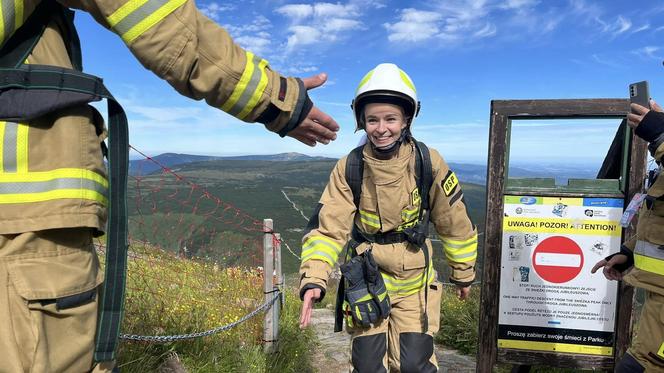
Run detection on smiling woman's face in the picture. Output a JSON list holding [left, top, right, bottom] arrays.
[[363, 103, 407, 149]]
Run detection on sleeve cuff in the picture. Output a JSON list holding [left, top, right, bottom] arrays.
[[299, 283, 326, 302], [635, 111, 664, 142], [277, 79, 313, 137], [603, 245, 635, 272]]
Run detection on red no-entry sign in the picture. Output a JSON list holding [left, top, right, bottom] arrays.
[[532, 236, 584, 283]]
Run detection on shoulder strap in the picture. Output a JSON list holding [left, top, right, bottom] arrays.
[[413, 139, 433, 210], [0, 1, 82, 70], [345, 145, 365, 207]]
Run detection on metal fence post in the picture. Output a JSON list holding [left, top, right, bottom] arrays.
[[263, 219, 275, 353]]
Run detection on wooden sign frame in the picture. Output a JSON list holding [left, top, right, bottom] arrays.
[[477, 99, 648, 372]]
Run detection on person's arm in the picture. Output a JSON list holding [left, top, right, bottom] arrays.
[[628, 99, 664, 160], [298, 158, 356, 327], [58, 0, 338, 145], [428, 149, 478, 299]]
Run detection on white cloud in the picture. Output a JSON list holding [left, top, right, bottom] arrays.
[[474, 23, 497, 38], [591, 54, 622, 68], [384, 9, 441, 42], [276, 4, 313, 19], [632, 46, 661, 60], [199, 2, 234, 21], [276, 2, 365, 51], [325, 18, 362, 33], [286, 26, 322, 49], [631, 24, 650, 33], [383, 0, 565, 46], [605, 15, 632, 35], [499, 0, 539, 10]]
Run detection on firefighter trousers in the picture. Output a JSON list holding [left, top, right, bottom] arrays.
[[348, 279, 443, 373], [0, 228, 113, 373], [616, 291, 664, 372]]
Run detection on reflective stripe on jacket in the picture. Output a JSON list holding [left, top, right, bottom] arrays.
[[299, 140, 478, 296], [0, 0, 307, 234]]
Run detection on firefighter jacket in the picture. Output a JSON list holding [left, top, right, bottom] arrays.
[[622, 111, 664, 296], [0, 0, 312, 235], [299, 139, 478, 298]]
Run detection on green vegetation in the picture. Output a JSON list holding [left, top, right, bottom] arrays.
[[113, 243, 315, 372]]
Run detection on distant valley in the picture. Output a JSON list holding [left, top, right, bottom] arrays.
[[127, 152, 600, 276]]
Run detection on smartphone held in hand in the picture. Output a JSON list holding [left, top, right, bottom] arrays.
[[629, 80, 650, 112]]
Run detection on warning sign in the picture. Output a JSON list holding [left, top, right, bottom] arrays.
[[498, 196, 623, 356], [532, 236, 584, 283]]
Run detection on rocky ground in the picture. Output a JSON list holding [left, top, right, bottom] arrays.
[[309, 308, 476, 373]]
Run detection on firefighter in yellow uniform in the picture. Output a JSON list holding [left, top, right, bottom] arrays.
[[298, 63, 478, 372], [592, 99, 664, 372], [0, 0, 339, 371]]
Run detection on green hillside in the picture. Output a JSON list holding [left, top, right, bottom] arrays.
[[129, 159, 486, 276]]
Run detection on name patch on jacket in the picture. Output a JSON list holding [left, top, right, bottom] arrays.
[[442, 170, 459, 197]]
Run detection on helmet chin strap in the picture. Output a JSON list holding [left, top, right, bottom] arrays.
[[370, 130, 409, 159]]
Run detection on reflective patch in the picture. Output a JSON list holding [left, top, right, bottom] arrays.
[[411, 187, 420, 206], [441, 170, 458, 197], [658, 341, 664, 358]]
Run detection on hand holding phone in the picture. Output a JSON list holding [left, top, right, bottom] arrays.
[[629, 80, 650, 113]]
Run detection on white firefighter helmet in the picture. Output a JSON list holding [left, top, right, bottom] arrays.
[[351, 63, 420, 131]]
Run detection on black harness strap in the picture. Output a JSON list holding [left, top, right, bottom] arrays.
[[345, 145, 365, 207], [0, 1, 128, 362]]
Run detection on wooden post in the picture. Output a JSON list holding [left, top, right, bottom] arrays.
[[263, 219, 275, 353]]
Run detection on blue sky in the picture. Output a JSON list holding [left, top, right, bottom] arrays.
[[74, 0, 664, 165]]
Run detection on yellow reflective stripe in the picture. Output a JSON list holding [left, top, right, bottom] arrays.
[[301, 235, 343, 267], [13, 0, 21, 30], [107, 0, 149, 26], [108, 0, 187, 44], [237, 58, 269, 120], [0, 189, 107, 204], [16, 122, 27, 173], [658, 342, 664, 358], [441, 235, 477, 248], [399, 69, 416, 93], [222, 51, 255, 112], [356, 69, 374, 94], [0, 2, 4, 45], [0, 168, 108, 186], [381, 267, 434, 296], [442, 234, 478, 262], [0, 121, 4, 173], [360, 209, 380, 228], [634, 254, 664, 275], [401, 206, 418, 221], [125, 0, 186, 44]]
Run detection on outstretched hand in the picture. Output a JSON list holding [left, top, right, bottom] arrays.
[[299, 287, 322, 329], [591, 254, 629, 281], [288, 73, 339, 147]]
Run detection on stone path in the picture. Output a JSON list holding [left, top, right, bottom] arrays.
[[309, 308, 476, 373]]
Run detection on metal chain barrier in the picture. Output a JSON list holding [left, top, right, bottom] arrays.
[[120, 291, 281, 343], [280, 239, 301, 260], [280, 189, 309, 222]]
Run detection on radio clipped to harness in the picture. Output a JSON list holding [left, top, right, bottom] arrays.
[[335, 249, 391, 331]]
